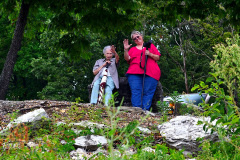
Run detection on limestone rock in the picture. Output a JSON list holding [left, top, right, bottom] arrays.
[[142, 147, 155, 153], [74, 135, 108, 151], [70, 148, 89, 160], [137, 127, 151, 134], [69, 120, 106, 129], [158, 115, 218, 154], [8, 108, 49, 126], [1, 108, 49, 135]]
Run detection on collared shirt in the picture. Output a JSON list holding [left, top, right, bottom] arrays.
[[91, 58, 119, 88]]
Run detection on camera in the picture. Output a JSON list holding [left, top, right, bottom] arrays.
[[106, 62, 111, 68]]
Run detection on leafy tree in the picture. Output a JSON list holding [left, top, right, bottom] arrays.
[[138, 10, 234, 94], [6, 38, 48, 100], [155, 0, 240, 28], [0, 0, 148, 100], [211, 35, 240, 106], [30, 30, 98, 101], [29, 30, 126, 102], [0, 0, 29, 100], [0, 14, 13, 72], [1, 0, 239, 100]]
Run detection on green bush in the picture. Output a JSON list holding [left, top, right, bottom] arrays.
[[192, 35, 240, 160]]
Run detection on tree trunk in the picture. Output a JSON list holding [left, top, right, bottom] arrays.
[[0, 1, 30, 100], [177, 21, 189, 93]]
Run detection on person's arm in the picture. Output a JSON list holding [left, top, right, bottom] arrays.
[[145, 50, 160, 61], [111, 45, 119, 64], [124, 49, 130, 61], [123, 39, 132, 61], [93, 61, 108, 76], [145, 44, 161, 61], [114, 52, 119, 64]]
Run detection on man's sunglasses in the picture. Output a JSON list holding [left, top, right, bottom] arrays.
[[132, 36, 140, 41]]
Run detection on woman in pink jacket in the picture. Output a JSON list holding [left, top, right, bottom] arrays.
[[123, 31, 161, 110]]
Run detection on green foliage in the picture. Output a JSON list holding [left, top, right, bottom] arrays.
[[169, 91, 182, 103], [191, 35, 240, 159], [6, 38, 48, 100], [152, 16, 229, 93], [192, 75, 240, 145], [176, 103, 198, 115], [196, 139, 240, 160], [101, 95, 153, 159], [153, 0, 240, 28], [157, 101, 171, 115], [0, 0, 151, 100], [0, 15, 13, 71], [211, 35, 240, 98], [7, 110, 20, 121], [130, 144, 185, 160], [0, 121, 71, 159]]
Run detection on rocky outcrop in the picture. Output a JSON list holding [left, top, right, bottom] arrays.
[[1, 107, 159, 159], [158, 116, 219, 155], [1, 104, 219, 158], [0, 100, 71, 116]]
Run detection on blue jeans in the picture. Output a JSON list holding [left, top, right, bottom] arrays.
[[90, 76, 115, 106], [127, 74, 158, 110]]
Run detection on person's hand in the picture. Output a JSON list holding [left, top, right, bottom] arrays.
[[145, 50, 151, 56], [103, 61, 111, 67], [123, 39, 132, 51], [111, 45, 116, 54]]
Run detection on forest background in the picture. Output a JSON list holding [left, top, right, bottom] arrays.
[[0, 0, 239, 103]]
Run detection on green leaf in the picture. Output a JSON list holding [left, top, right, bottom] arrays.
[[191, 84, 200, 92], [206, 76, 214, 82], [109, 129, 116, 137], [197, 120, 203, 125], [210, 112, 221, 122], [230, 116, 239, 125], [216, 118, 223, 125]]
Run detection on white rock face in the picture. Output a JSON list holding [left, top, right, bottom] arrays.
[[0, 108, 49, 134], [69, 120, 106, 129], [70, 148, 89, 160], [142, 147, 155, 153], [137, 127, 151, 134], [8, 108, 49, 127], [74, 135, 108, 151], [158, 116, 218, 154]]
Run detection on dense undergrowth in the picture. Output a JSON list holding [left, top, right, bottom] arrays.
[[0, 97, 187, 160], [0, 89, 239, 160]]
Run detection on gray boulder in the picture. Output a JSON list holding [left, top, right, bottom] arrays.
[[158, 115, 218, 155], [8, 108, 49, 126], [74, 135, 108, 151], [1, 108, 49, 135]]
